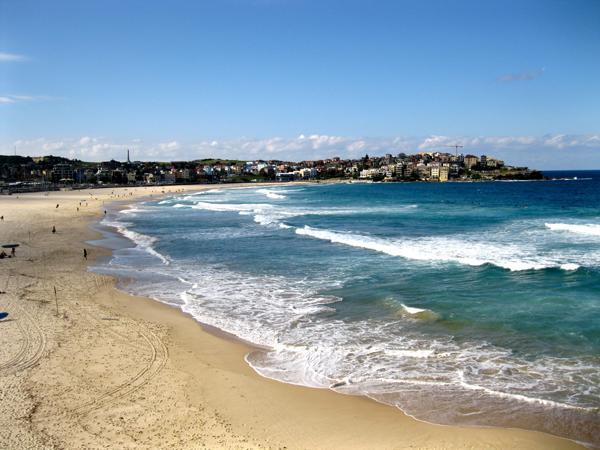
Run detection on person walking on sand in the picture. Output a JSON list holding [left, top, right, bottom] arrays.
[[83, 249, 87, 259], [52, 226, 56, 234], [56, 204, 59, 208]]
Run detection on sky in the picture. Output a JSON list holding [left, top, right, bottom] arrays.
[[0, 0, 599, 169]]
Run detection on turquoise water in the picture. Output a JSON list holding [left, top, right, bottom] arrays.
[[92, 172, 600, 447]]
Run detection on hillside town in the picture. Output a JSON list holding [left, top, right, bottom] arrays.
[[1, 150, 544, 193]]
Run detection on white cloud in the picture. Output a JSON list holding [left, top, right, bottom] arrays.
[[9, 95, 34, 100], [491, 68, 545, 82], [78, 137, 93, 145], [0, 52, 26, 62], [159, 141, 180, 150], [4, 134, 600, 170], [0, 94, 68, 103]]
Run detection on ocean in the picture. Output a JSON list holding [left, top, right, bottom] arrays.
[[90, 170, 600, 448]]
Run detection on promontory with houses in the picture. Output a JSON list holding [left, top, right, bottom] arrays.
[[1, 150, 545, 192]]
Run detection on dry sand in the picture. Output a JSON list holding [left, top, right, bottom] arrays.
[[0, 185, 586, 449]]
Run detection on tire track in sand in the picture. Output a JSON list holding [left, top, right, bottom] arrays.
[[0, 276, 47, 376], [66, 307, 169, 415], [61, 272, 169, 414]]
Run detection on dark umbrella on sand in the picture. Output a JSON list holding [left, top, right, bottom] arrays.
[[2, 244, 19, 256]]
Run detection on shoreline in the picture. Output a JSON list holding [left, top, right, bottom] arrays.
[[0, 185, 587, 449]]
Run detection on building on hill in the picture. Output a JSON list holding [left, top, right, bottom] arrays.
[[101, 160, 121, 169], [440, 165, 449, 181], [464, 155, 479, 169], [52, 163, 74, 182]]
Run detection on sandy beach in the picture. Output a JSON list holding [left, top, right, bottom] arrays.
[[0, 185, 586, 450]]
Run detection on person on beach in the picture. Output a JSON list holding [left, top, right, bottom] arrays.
[[1, 216, 3, 221], [83, 249, 87, 259], [56, 204, 59, 208], [11, 247, 15, 257], [52, 226, 56, 234]]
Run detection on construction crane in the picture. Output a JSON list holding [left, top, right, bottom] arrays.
[[436, 144, 463, 158]]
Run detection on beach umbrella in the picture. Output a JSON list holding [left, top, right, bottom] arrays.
[[2, 244, 19, 248]]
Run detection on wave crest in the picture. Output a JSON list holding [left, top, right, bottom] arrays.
[[546, 223, 600, 236]]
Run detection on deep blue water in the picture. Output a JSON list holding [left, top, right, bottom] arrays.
[[92, 173, 600, 448]]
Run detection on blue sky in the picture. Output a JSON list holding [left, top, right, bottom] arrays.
[[1, 0, 599, 169]]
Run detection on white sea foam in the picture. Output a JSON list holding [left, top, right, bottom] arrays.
[[241, 307, 600, 422], [101, 217, 134, 229], [257, 188, 286, 199], [384, 349, 435, 358], [457, 374, 599, 412], [181, 192, 208, 201], [120, 207, 145, 214], [295, 225, 593, 272], [401, 303, 427, 315], [259, 187, 303, 194], [126, 230, 169, 264], [400, 304, 442, 321], [105, 223, 170, 266], [175, 268, 340, 351], [174, 201, 273, 213], [116, 227, 157, 245], [254, 215, 277, 226], [546, 223, 600, 236]]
